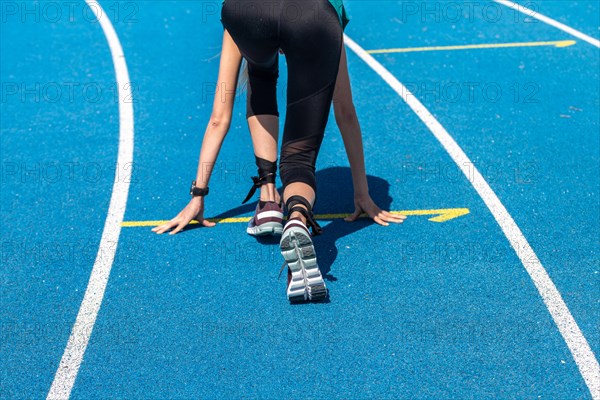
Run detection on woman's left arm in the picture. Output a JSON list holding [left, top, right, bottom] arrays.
[[333, 45, 407, 226]]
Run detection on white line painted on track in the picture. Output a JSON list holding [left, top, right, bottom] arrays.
[[494, 0, 600, 48], [343, 34, 600, 400], [47, 1, 134, 399]]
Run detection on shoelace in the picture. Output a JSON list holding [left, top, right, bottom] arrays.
[[277, 260, 287, 281]]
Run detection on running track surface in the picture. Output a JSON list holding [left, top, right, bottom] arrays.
[[1, 1, 599, 398]]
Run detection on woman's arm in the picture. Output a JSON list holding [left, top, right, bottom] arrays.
[[333, 46, 406, 226], [194, 30, 243, 189], [333, 46, 368, 196], [153, 30, 243, 234]]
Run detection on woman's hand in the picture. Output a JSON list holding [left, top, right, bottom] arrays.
[[345, 194, 407, 226], [152, 197, 216, 235]]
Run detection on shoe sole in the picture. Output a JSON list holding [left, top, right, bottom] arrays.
[[247, 221, 283, 236], [280, 226, 327, 303]]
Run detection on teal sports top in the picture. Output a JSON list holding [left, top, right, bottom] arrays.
[[329, 0, 350, 29]]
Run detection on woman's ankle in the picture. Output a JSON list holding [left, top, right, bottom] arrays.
[[288, 209, 307, 224], [259, 184, 279, 203]]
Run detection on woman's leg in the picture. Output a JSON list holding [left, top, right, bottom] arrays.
[[222, 0, 281, 205], [224, 0, 343, 301], [276, 0, 343, 301], [278, 0, 343, 226], [247, 115, 280, 203], [237, 38, 281, 205], [241, 60, 284, 235]]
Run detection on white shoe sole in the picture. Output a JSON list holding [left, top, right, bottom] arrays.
[[246, 221, 283, 236], [280, 226, 327, 302]]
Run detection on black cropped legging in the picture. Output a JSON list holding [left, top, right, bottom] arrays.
[[222, 0, 343, 193]]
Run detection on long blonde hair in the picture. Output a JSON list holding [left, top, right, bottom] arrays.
[[238, 59, 248, 93]]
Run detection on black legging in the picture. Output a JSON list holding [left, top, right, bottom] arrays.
[[221, 0, 343, 193]]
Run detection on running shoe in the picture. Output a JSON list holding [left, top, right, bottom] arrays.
[[246, 201, 284, 236], [279, 218, 327, 302]]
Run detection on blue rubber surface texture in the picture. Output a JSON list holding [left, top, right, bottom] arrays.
[[1, 1, 598, 398]]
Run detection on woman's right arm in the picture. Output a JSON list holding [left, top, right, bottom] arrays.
[[153, 30, 243, 234]]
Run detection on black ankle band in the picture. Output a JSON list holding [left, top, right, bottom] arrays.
[[242, 157, 277, 204], [285, 195, 322, 236]]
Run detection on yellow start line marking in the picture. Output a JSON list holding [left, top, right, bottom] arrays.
[[367, 40, 576, 54], [121, 208, 470, 227]]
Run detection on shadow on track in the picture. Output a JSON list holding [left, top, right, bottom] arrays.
[[183, 167, 396, 282]]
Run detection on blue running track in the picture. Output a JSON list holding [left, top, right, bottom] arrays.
[[1, 1, 599, 398]]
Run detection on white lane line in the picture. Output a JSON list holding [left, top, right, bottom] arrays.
[[47, 1, 134, 398], [494, 0, 600, 48], [343, 34, 600, 400]]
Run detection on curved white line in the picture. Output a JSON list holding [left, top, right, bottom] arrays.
[[47, 1, 134, 398], [494, 0, 600, 48], [343, 34, 600, 399]]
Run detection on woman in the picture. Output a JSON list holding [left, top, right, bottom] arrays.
[[154, 1, 406, 302]]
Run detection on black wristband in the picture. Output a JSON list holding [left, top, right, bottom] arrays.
[[190, 181, 209, 197]]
